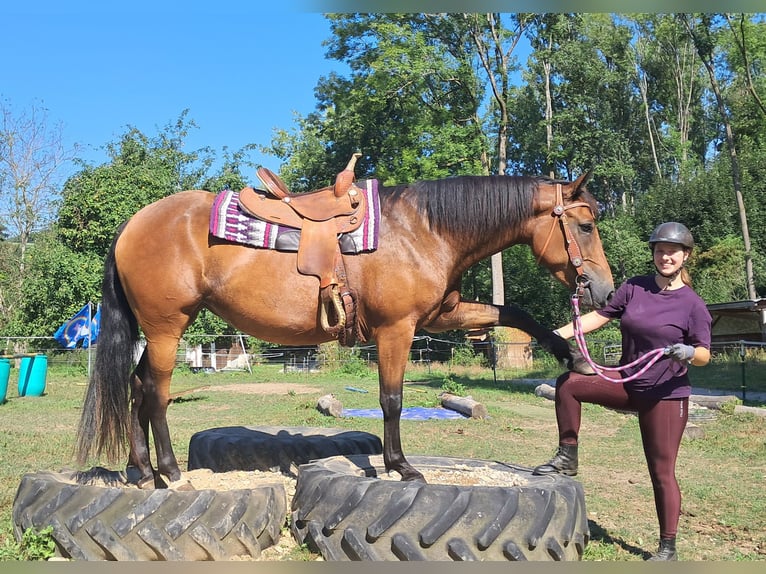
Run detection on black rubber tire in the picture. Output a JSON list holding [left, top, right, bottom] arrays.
[[12, 469, 286, 561], [187, 425, 383, 474], [291, 454, 589, 561]]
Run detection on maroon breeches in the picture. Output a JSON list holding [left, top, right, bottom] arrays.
[[554, 371, 689, 539]]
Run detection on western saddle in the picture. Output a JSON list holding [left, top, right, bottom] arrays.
[[238, 153, 366, 345]]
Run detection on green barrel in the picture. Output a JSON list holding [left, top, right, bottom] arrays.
[[0, 358, 9, 404], [18, 354, 47, 397]]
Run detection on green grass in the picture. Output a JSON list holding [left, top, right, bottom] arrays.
[[0, 359, 764, 561]]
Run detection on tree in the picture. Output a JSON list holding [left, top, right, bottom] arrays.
[[0, 100, 76, 331], [628, 14, 708, 182], [458, 13, 530, 306], [512, 14, 641, 212], [266, 14, 487, 188], [681, 13, 757, 299], [58, 112, 213, 256]]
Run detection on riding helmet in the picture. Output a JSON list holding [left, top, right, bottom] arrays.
[[648, 222, 694, 250]]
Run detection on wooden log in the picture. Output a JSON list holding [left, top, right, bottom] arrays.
[[534, 383, 556, 401], [689, 394, 739, 410], [440, 392, 488, 419], [734, 404, 766, 418], [317, 394, 343, 418]]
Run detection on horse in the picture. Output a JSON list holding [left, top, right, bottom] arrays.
[[75, 171, 614, 488]]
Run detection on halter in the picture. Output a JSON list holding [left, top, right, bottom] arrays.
[[570, 292, 669, 383], [535, 184, 592, 281]]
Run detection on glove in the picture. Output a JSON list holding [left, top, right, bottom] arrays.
[[665, 343, 695, 362]]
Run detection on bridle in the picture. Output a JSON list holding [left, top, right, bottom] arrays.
[[536, 183, 670, 382], [535, 183, 593, 289]]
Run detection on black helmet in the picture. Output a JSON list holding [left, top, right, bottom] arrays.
[[648, 222, 694, 250]]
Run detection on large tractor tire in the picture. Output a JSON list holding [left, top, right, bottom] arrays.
[[187, 425, 382, 474], [12, 469, 286, 561], [291, 454, 588, 561]]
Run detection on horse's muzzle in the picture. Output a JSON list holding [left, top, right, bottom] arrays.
[[578, 273, 614, 309]]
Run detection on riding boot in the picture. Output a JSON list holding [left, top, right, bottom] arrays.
[[646, 537, 677, 561], [532, 444, 578, 476]]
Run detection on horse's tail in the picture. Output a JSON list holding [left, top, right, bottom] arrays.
[[75, 222, 138, 466]]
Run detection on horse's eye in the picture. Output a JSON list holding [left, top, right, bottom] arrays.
[[580, 223, 594, 234]]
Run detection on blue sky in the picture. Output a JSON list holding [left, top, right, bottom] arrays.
[[2, 4, 343, 179]]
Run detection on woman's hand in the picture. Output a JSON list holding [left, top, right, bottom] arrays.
[[665, 343, 695, 362]]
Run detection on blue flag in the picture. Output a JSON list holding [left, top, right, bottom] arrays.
[[89, 303, 101, 348], [54, 303, 99, 349]]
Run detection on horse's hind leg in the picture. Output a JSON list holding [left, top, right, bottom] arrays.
[[127, 358, 155, 488], [129, 338, 185, 489]]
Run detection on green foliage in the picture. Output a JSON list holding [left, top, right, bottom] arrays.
[[4, 232, 103, 339], [502, 245, 572, 328], [450, 344, 486, 367], [0, 525, 56, 561], [266, 13, 489, 188], [440, 375, 467, 396], [336, 351, 371, 378], [597, 214, 651, 284], [317, 342, 372, 378], [693, 235, 750, 303], [245, 337, 279, 364], [57, 113, 214, 256]]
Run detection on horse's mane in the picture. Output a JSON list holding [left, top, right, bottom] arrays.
[[380, 175, 545, 237]]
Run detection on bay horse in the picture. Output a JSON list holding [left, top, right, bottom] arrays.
[[76, 171, 614, 488]]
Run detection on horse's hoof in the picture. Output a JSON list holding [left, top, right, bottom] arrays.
[[403, 473, 426, 483], [396, 466, 427, 483], [168, 478, 195, 491], [137, 476, 157, 490], [570, 357, 596, 375], [567, 346, 597, 375]]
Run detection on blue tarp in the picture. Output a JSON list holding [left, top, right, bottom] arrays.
[[342, 406, 467, 420]]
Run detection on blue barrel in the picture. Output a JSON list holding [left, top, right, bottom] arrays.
[[0, 358, 9, 404], [18, 354, 47, 397]]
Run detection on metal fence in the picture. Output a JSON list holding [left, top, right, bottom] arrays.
[[4, 335, 765, 391]]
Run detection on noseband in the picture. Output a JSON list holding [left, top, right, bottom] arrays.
[[536, 183, 593, 286]]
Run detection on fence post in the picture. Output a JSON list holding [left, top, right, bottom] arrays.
[[490, 334, 497, 385], [739, 340, 747, 403]]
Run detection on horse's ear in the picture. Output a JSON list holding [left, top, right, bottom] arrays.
[[570, 170, 592, 199]]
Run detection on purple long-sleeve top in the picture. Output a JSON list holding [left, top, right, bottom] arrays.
[[596, 275, 712, 399]]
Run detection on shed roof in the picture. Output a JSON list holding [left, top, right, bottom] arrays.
[[707, 298, 766, 316]]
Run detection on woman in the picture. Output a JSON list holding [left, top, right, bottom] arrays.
[[534, 222, 712, 561]]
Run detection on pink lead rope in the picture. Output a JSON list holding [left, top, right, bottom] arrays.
[[570, 294, 669, 383]]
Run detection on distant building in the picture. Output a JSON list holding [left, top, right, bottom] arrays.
[[707, 299, 766, 343]]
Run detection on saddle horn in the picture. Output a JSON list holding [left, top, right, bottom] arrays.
[[335, 152, 363, 198]]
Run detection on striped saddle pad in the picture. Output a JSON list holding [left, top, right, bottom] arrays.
[[209, 179, 380, 254]]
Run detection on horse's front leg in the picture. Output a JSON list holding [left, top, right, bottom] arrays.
[[375, 325, 425, 482], [424, 297, 592, 373]]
